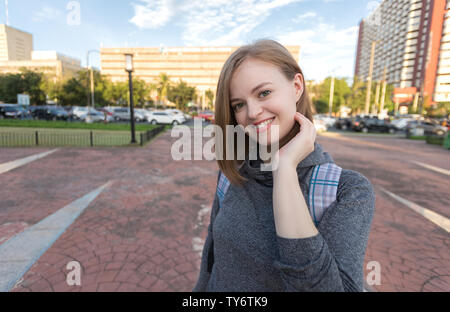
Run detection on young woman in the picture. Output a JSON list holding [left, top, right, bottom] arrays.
[[193, 39, 375, 292]]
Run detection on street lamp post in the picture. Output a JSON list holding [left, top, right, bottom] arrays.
[[125, 53, 137, 144], [86, 49, 100, 123], [328, 66, 341, 118], [365, 40, 380, 115]]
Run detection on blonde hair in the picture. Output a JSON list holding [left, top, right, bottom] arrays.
[[215, 39, 314, 186]]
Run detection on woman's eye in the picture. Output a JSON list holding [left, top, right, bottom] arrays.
[[233, 103, 244, 111], [259, 90, 271, 98]]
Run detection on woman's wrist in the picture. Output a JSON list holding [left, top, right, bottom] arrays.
[[273, 162, 297, 180]]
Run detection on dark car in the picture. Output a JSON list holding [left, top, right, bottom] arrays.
[[0, 105, 32, 119], [31, 106, 69, 121], [352, 116, 395, 133], [405, 119, 448, 137], [335, 117, 352, 130]]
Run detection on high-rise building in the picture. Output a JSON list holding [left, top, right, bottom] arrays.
[[100, 45, 301, 109], [354, 0, 449, 110], [0, 24, 33, 61], [0, 24, 82, 81]]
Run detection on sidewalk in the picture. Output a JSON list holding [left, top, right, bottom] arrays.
[[1, 129, 219, 292]]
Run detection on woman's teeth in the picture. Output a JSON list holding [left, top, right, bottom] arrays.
[[256, 118, 274, 129]]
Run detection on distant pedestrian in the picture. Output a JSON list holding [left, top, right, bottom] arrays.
[[193, 39, 375, 292]]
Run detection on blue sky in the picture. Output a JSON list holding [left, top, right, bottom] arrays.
[[0, 0, 378, 82]]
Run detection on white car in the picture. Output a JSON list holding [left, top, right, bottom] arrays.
[[148, 111, 185, 125], [135, 109, 155, 122], [314, 114, 336, 128], [71, 106, 91, 120], [165, 109, 186, 123], [313, 119, 328, 133], [79, 110, 107, 123]]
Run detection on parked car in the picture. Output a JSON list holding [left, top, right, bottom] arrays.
[[390, 118, 415, 131], [104, 107, 146, 122], [313, 118, 327, 133], [0, 104, 32, 119], [78, 109, 110, 123], [165, 109, 187, 123], [30, 106, 69, 121], [314, 114, 336, 128], [198, 110, 215, 123], [147, 111, 185, 125], [405, 119, 448, 136], [135, 109, 155, 123], [335, 117, 352, 130], [71, 106, 91, 120], [97, 107, 115, 121], [352, 116, 395, 134]]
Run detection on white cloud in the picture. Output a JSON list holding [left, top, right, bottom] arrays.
[[128, 0, 358, 81], [129, 0, 305, 45], [277, 23, 359, 82], [129, 0, 176, 29], [32, 6, 62, 22], [291, 11, 317, 23]]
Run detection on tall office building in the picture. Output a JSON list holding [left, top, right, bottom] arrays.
[[100, 45, 301, 109], [354, 0, 449, 110], [0, 24, 82, 81], [0, 24, 33, 61]]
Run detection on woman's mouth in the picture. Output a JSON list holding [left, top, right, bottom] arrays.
[[254, 117, 275, 134]]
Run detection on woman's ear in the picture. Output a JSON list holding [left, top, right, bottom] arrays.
[[294, 73, 304, 102]]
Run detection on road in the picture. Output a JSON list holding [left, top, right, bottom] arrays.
[[0, 125, 448, 292]]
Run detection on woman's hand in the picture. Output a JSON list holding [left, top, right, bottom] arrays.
[[273, 112, 316, 172]]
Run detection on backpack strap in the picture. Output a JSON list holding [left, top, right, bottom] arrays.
[[216, 164, 342, 224], [308, 163, 342, 226], [207, 165, 341, 273], [207, 171, 230, 274], [217, 171, 231, 209]]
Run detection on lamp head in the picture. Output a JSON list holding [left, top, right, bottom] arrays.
[[125, 53, 134, 72]]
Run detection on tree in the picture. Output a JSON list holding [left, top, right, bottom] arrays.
[[57, 77, 86, 106], [103, 80, 128, 106], [312, 77, 351, 115], [167, 79, 196, 111], [21, 69, 47, 105], [0, 68, 46, 105], [205, 89, 215, 110], [156, 73, 172, 107]]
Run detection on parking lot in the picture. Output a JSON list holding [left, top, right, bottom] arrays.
[[0, 124, 448, 292]]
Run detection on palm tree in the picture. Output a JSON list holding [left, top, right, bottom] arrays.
[[205, 89, 215, 110], [156, 73, 171, 108]]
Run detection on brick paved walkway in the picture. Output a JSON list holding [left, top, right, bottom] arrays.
[[1, 129, 218, 292], [0, 128, 448, 292]]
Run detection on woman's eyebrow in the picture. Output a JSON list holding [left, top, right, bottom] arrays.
[[230, 82, 273, 103]]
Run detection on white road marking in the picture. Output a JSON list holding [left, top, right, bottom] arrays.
[[0, 181, 112, 292], [0, 150, 59, 175], [411, 161, 450, 177], [380, 187, 450, 233]]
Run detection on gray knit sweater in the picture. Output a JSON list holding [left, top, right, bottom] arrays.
[[193, 142, 375, 292]]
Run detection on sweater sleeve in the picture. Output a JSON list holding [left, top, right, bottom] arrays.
[[272, 169, 376, 292], [192, 174, 221, 292]]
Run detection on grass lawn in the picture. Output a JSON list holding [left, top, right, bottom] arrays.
[[0, 119, 159, 132], [0, 122, 168, 147]]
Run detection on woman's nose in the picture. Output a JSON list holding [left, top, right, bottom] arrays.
[[247, 101, 263, 120]]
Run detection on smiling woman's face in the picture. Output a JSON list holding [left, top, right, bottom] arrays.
[[230, 58, 304, 146]]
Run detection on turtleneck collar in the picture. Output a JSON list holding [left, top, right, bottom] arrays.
[[239, 142, 335, 187]]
